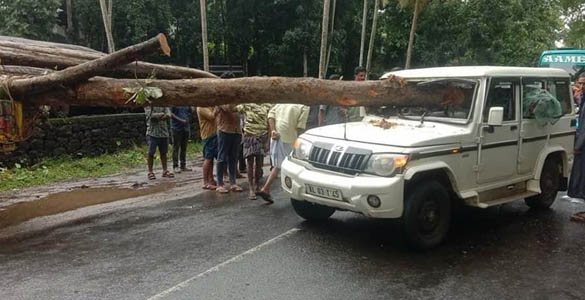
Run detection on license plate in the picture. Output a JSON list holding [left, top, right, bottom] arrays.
[[305, 184, 343, 201]]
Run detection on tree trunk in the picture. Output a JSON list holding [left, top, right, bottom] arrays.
[[200, 0, 209, 72], [0, 43, 217, 79], [318, 0, 331, 79], [0, 35, 102, 53], [99, 0, 115, 53], [405, 0, 419, 70], [66, 0, 73, 33], [26, 76, 456, 110], [0, 65, 55, 76], [359, 0, 368, 67], [325, 0, 337, 74], [1, 34, 170, 99], [366, 0, 379, 77], [303, 51, 308, 77]]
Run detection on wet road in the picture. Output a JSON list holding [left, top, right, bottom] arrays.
[[1, 184, 585, 300]]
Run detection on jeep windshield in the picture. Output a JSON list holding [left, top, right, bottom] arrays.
[[367, 78, 478, 124]]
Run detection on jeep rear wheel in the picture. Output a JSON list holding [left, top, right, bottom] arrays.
[[291, 199, 335, 221], [402, 180, 451, 249], [525, 158, 560, 210]]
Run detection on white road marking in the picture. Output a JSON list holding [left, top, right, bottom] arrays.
[[146, 227, 301, 300]]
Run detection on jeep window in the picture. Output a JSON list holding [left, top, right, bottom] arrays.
[[522, 78, 567, 122], [367, 79, 477, 124], [483, 79, 518, 122]]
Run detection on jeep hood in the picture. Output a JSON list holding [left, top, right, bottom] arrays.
[[305, 117, 469, 147]]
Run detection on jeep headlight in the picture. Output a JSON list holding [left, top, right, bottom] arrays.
[[364, 154, 409, 177], [292, 138, 312, 161]]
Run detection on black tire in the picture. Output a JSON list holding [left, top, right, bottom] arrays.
[[402, 180, 451, 249], [525, 158, 560, 210], [291, 199, 335, 221]]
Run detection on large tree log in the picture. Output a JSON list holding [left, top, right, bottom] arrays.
[[26, 76, 464, 109], [0, 38, 218, 80], [0, 35, 102, 53], [0, 65, 54, 76], [1, 34, 171, 99]]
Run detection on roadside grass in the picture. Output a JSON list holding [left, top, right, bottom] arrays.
[[0, 142, 202, 192]]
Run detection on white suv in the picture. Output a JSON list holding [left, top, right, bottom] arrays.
[[281, 66, 575, 249]]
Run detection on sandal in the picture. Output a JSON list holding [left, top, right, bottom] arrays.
[[147, 172, 156, 180], [216, 186, 229, 194], [256, 191, 274, 204], [162, 170, 175, 178], [231, 184, 243, 192]]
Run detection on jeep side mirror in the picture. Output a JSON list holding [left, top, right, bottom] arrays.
[[487, 107, 504, 126]]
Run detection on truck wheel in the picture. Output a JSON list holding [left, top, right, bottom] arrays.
[[525, 158, 560, 210], [402, 180, 451, 249], [291, 199, 335, 221]]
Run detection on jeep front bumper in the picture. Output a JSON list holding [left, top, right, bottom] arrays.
[[280, 158, 404, 218]]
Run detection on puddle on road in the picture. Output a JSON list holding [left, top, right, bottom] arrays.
[[0, 183, 174, 230]]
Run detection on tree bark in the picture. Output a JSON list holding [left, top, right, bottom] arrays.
[[26, 76, 457, 110], [1, 34, 170, 99], [405, 0, 419, 70], [0, 42, 218, 79], [319, 0, 331, 79], [200, 0, 209, 72], [366, 0, 379, 76], [359, 0, 368, 67]]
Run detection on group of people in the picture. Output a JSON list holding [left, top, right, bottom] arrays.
[[143, 66, 369, 204]]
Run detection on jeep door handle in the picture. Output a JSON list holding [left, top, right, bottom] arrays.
[[510, 125, 518, 131]]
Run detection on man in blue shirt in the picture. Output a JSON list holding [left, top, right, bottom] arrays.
[[171, 106, 193, 173]]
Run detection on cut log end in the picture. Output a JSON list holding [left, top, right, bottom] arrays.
[[157, 34, 171, 57]]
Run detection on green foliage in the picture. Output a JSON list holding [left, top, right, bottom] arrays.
[[0, 142, 202, 191], [0, 0, 62, 40], [123, 86, 163, 105], [2, 0, 572, 79]]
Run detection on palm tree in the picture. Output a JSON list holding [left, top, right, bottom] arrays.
[[359, 0, 368, 67], [365, 0, 380, 77], [99, 0, 115, 53], [318, 0, 332, 79], [399, 0, 429, 69], [325, 0, 337, 73], [200, 0, 209, 72]]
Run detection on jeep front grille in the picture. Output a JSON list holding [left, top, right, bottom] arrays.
[[308, 145, 369, 174]]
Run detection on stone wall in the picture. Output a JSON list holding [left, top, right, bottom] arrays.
[[0, 113, 200, 167]]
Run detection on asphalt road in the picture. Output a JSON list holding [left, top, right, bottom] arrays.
[[1, 184, 585, 300]]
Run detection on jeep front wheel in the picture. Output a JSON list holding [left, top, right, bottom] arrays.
[[402, 180, 452, 249], [291, 199, 335, 221], [525, 158, 560, 210]]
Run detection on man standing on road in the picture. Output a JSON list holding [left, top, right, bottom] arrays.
[[214, 105, 244, 194], [257, 104, 309, 204], [171, 106, 193, 173], [145, 106, 174, 180], [197, 107, 218, 190], [569, 75, 585, 222]]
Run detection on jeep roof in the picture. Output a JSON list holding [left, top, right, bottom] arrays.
[[382, 66, 570, 79]]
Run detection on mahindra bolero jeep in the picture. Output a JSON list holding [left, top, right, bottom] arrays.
[[281, 66, 575, 249]]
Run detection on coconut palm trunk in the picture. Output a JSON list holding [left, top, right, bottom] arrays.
[[405, 0, 420, 69], [99, 0, 115, 53], [366, 0, 380, 77], [359, 0, 368, 67], [200, 0, 209, 72], [319, 0, 331, 79]]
